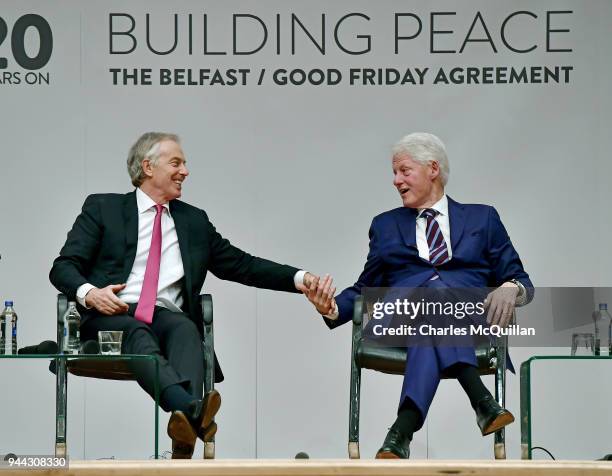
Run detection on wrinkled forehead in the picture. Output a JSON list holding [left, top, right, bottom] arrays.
[[392, 152, 419, 168], [158, 140, 186, 161]]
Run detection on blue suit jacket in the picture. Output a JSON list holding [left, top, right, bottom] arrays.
[[326, 196, 532, 328]]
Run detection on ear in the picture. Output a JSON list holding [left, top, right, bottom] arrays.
[[429, 160, 440, 180], [142, 159, 154, 178]]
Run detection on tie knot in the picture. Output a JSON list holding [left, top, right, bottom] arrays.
[[420, 208, 438, 219], [154, 204, 164, 214]]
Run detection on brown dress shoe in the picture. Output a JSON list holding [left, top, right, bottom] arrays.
[[200, 421, 217, 442], [189, 390, 222, 441], [167, 411, 197, 459]]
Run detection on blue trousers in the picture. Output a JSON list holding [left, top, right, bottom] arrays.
[[398, 277, 477, 430]]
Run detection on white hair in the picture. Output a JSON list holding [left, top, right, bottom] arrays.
[[392, 132, 449, 186]]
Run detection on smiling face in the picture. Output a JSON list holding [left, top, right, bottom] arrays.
[[140, 140, 189, 204], [392, 153, 443, 209]]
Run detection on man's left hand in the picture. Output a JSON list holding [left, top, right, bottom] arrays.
[[484, 282, 519, 327]]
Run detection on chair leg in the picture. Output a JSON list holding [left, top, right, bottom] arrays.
[[204, 442, 215, 459], [493, 335, 508, 460], [55, 294, 69, 458], [201, 370, 215, 459], [55, 358, 67, 458], [201, 294, 216, 460], [348, 334, 362, 458], [494, 431, 506, 460], [348, 441, 360, 460], [348, 361, 361, 459], [520, 360, 532, 460], [202, 335, 215, 460]]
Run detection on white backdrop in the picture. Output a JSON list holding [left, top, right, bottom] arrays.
[[0, 0, 611, 460]]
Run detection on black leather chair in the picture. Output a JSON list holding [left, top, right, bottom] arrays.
[[53, 293, 217, 459], [348, 296, 513, 460]]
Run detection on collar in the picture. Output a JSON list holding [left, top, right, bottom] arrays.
[[136, 188, 171, 216], [417, 194, 448, 219]]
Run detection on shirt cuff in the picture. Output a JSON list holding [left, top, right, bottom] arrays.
[[293, 270, 307, 289], [76, 283, 95, 308], [324, 301, 339, 320]]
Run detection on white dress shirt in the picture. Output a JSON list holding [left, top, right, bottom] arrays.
[[77, 188, 185, 311], [416, 194, 453, 261], [77, 188, 306, 310]]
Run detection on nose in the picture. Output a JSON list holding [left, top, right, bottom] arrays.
[[393, 172, 402, 187], [180, 163, 189, 176]]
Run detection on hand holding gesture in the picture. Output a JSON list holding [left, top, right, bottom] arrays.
[[303, 274, 336, 315]]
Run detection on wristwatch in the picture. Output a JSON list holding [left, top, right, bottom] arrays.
[[508, 279, 527, 306]]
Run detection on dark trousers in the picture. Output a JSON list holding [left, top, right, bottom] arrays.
[[80, 304, 205, 404]]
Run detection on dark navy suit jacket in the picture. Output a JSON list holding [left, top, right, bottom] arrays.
[[326, 196, 532, 328]]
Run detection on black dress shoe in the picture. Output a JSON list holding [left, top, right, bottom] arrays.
[[474, 395, 515, 436], [375, 428, 411, 459], [188, 390, 221, 442], [167, 411, 197, 459]]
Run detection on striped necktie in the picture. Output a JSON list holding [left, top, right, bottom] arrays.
[[421, 208, 449, 265]]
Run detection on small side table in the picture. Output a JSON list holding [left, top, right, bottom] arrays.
[[0, 354, 160, 459], [520, 355, 612, 459]]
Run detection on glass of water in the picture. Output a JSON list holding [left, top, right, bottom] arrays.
[[98, 331, 123, 355], [570, 332, 595, 356]]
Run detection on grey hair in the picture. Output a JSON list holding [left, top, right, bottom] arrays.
[[392, 132, 450, 186], [127, 132, 180, 187]]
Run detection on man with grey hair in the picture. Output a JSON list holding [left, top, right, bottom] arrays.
[[50, 132, 317, 459], [304, 132, 532, 458]]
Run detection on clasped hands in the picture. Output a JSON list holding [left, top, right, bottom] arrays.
[[299, 272, 337, 316]]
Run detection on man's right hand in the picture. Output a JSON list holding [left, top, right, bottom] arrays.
[[85, 284, 129, 315], [304, 274, 336, 315]]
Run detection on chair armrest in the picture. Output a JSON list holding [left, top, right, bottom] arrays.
[[201, 294, 213, 325], [352, 296, 364, 327]]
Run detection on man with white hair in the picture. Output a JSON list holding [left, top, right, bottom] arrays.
[[304, 132, 532, 459]]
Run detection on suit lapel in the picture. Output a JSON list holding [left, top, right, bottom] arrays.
[[170, 200, 193, 297], [122, 191, 138, 281], [447, 196, 466, 251], [395, 207, 418, 249]]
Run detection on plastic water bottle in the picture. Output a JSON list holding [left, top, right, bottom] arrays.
[[0, 301, 17, 355], [62, 301, 81, 354], [10, 303, 17, 354], [0, 304, 6, 354]]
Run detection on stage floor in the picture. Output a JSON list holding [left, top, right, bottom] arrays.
[[3, 459, 611, 476]]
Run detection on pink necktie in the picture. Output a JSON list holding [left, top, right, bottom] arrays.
[[134, 204, 164, 324]]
